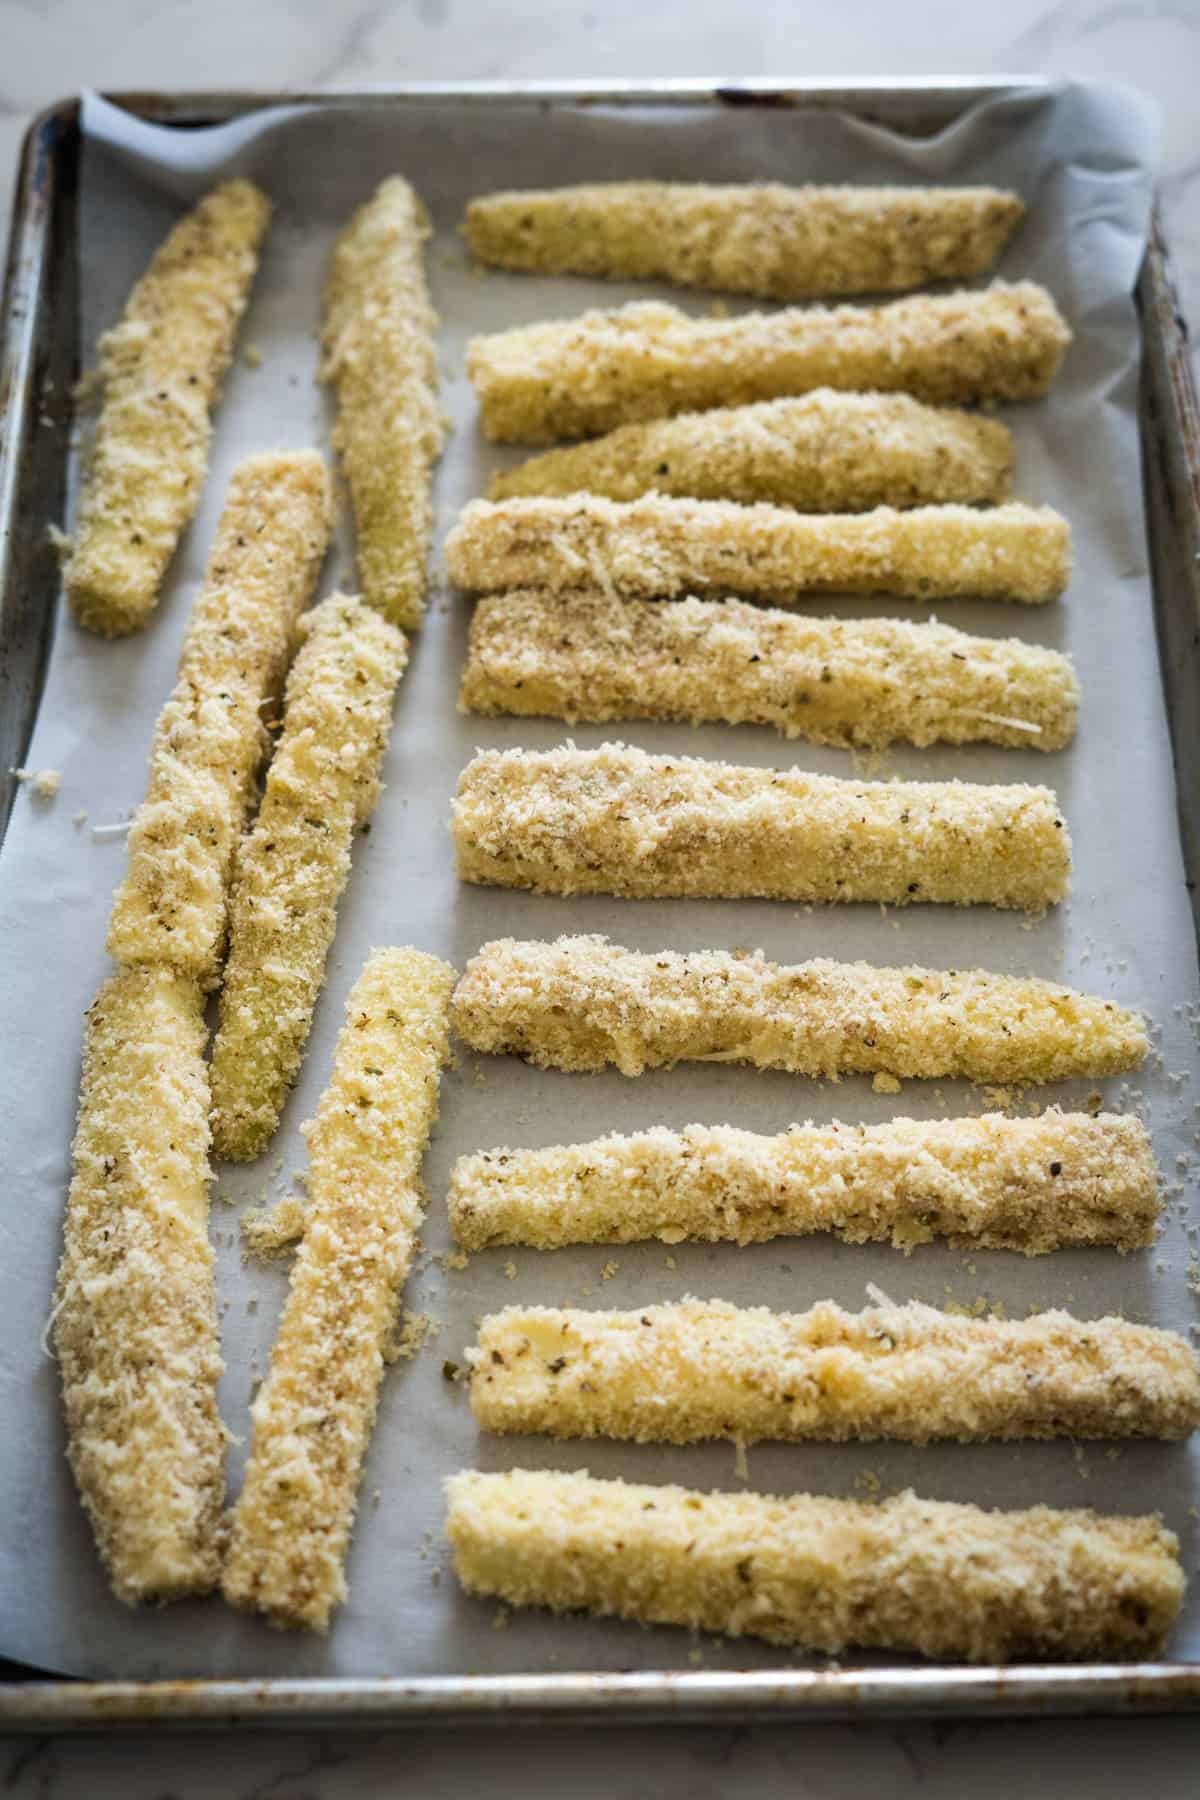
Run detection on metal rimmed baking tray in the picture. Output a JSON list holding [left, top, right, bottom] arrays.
[[2, 79, 1200, 1728]]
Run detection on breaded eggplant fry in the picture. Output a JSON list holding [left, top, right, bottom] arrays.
[[488, 391, 1014, 509], [65, 180, 271, 635], [448, 1111, 1161, 1257], [445, 1469, 1184, 1663], [459, 591, 1079, 751], [468, 1297, 1200, 1445], [209, 595, 408, 1162], [450, 935, 1148, 1084], [445, 496, 1070, 606], [451, 742, 1071, 911], [321, 177, 445, 628], [222, 949, 455, 1631], [465, 182, 1024, 300], [106, 452, 333, 984], [53, 967, 224, 1604], [467, 282, 1071, 443]]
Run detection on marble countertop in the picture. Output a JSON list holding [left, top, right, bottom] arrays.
[[3, 1, 1199, 1793]]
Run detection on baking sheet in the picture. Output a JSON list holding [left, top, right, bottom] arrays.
[[0, 81, 1193, 1683]]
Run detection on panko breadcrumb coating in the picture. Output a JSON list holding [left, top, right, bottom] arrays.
[[487, 390, 1014, 510], [469, 1297, 1200, 1445], [321, 177, 445, 628], [459, 590, 1079, 751], [65, 180, 271, 635], [209, 595, 408, 1162], [448, 1110, 1161, 1257], [445, 1469, 1184, 1663], [451, 742, 1071, 911], [53, 967, 225, 1604], [450, 935, 1147, 1085], [465, 182, 1024, 299], [223, 949, 455, 1631], [445, 495, 1070, 606], [106, 452, 333, 985], [467, 281, 1071, 443]]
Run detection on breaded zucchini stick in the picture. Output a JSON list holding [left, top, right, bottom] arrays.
[[106, 452, 333, 984], [468, 1297, 1200, 1445], [465, 182, 1024, 300], [451, 743, 1071, 911], [53, 967, 224, 1604], [209, 595, 407, 1161], [450, 935, 1148, 1084], [488, 391, 1014, 510], [467, 282, 1071, 442], [445, 1469, 1184, 1663], [65, 180, 271, 635], [445, 496, 1070, 606], [460, 591, 1079, 751], [448, 1111, 1161, 1257], [321, 176, 445, 628], [223, 949, 455, 1631]]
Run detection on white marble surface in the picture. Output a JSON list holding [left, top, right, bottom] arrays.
[[3, 0, 1200, 1791]]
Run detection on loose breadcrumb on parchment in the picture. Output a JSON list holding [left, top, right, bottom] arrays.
[[450, 935, 1147, 1085], [464, 182, 1024, 299], [240, 1192, 309, 1260], [487, 390, 1015, 510], [468, 1296, 1200, 1445], [65, 180, 271, 635], [444, 1468, 1184, 1663], [387, 1310, 442, 1363], [52, 967, 225, 1605], [208, 594, 408, 1162], [222, 948, 456, 1632], [11, 767, 61, 799], [105, 452, 333, 986], [447, 1111, 1161, 1257], [321, 176, 445, 629], [445, 494, 1070, 606], [451, 741, 1071, 912], [465, 281, 1071, 443]]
